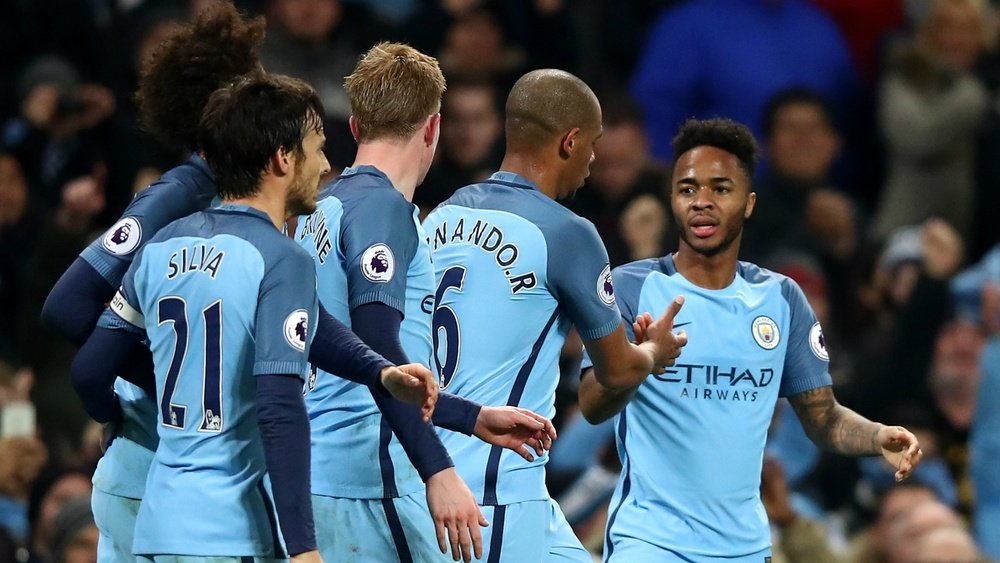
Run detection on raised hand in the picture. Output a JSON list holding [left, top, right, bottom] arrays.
[[473, 406, 557, 462], [877, 425, 923, 482], [380, 364, 438, 422], [425, 468, 488, 562], [641, 296, 689, 373]]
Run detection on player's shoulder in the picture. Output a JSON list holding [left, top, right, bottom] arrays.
[[612, 258, 662, 285], [737, 260, 807, 304]]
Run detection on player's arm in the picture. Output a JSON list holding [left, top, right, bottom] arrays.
[[779, 279, 922, 480], [41, 258, 115, 346], [256, 372, 315, 556], [787, 386, 922, 481], [309, 303, 435, 416], [350, 302, 486, 562], [578, 308, 671, 423], [353, 303, 554, 459], [69, 280, 152, 423]]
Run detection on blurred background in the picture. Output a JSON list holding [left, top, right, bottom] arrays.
[[0, 0, 998, 562]]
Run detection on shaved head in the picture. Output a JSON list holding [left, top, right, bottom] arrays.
[[505, 69, 601, 149]]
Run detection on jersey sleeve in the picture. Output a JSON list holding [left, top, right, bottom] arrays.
[[100, 247, 149, 335], [80, 179, 197, 287], [339, 191, 418, 315], [779, 278, 834, 398], [546, 218, 622, 341], [254, 246, 319, 378], [580, 261, 649, 372]]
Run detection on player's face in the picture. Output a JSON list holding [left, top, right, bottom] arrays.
[[671, 146, 755, 257], [287, 127, 329, 215]]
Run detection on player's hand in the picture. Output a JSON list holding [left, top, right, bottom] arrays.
[[877, 425, 923, 482], [380, 364, 438, 422], [290, 549, 323, 563], [473, 406, 557, 462], [631, 312, 653, 344], [425, 468, 488, 562], [642, 296, 688, 373]]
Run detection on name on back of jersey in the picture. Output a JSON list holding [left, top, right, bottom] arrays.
[[167, 244, 225, 280], [431, 218, 537, 294]]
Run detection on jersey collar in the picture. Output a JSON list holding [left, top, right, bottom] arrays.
[[340, 164, 390, 184], [487, 171, 540, 191], [211, 203, 275, 225]]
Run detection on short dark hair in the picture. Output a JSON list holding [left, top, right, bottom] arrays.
[[671, 118, 760, 179], [198, 74, 323, 200], [136, 1, 265, 153], [761, 87, 835, 140]]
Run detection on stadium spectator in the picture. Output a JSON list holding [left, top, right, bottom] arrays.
[[872, 0, 992, 240], [417, 75, 504, 214], [565, 93, 672, 266], [629, 0, 859, 159]]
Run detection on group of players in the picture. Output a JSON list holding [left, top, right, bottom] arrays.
[[40, 3, 926, 563]]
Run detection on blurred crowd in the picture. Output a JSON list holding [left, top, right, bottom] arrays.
[[1, 0, 998, 562]]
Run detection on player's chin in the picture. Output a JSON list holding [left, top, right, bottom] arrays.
[[289, 198, 317, 216]]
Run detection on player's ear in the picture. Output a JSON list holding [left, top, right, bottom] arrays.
[[745, 191, 757, 219], [271, 146, 294, 176], [424, 113, 441, 147], [348, 116, 361, 142], [560, 127, 580, 160]]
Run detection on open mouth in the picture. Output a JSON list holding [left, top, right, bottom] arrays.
[[689, 216, 718, 238]]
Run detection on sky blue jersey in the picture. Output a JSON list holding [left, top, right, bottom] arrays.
[[423, 171, 622, 506], [295, 165, 433, 499], [80, 155, 216, 499], [101, 204, 317, 556], [589, 255, 832, 560]]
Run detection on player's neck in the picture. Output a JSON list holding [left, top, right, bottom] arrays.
[[498, 153, 561, 200], [353, 142, 420, 202], [225, 189, 287, 230], [673, 242, 740, 290]]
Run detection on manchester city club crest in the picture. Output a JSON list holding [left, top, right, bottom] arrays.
[[751, 316, 780, 350]]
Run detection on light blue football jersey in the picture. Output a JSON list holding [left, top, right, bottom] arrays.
[[588, 255, 832, 561], [295, 165, 433, 499], [423, 171, 622, 506], [81, 155, 217, 499], [102, 204, 317, 557]]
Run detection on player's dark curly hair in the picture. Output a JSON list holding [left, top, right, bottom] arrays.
[[136, 1, 265, 153], [671, 118, 760, 179]]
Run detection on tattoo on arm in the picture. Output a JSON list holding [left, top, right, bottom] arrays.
[[788, 386, 883, 456]]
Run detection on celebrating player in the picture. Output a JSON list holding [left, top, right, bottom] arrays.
[[295, 42, 555, 563], [422, 69, 686, 562], [67, 73, 391, 562], [578, 118, 923, 562]]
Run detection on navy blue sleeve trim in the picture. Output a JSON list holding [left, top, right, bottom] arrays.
[[351, 303, 408, 365], [257, 373, 316, 555], [369, 389, 455, 482], [435, 393, 482, 436], [349, 302, 454, 480], [309, 303, 393, 387], [70, 326, 141, 423], [42, 258, 116, 346]]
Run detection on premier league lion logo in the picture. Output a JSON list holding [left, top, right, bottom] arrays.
[[111, 223, 131, 245], [102, 217, 141, 255], [597, 265, 616, 306], [284, 310, 309, 352], [361, 243, 395, 282]]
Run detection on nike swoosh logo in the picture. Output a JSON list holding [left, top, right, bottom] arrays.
[[674, 321, 692, 328]]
